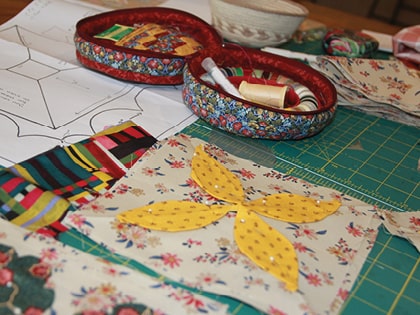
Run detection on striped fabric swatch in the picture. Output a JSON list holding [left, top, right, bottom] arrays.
[[0, 169, 70, 232], [1, 122, 156, 236]]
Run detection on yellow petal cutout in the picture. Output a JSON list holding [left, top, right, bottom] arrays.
[[247, 194, 341, 223], [117, 145, 341, 291], [191, 145, 244, 204], [118, 201, 229, 231], [234, 209, 298, 291]]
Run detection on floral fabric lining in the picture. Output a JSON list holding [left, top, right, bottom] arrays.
[[0, 219, 229, 315], [117, 144, 342, 292]]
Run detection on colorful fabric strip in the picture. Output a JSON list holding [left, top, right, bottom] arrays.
[[1, 122, 156, 237], [12, 194, 69, 231], [0, 168, 70, 232]]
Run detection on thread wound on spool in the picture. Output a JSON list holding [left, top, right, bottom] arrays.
[[239, 81, 288, 108]]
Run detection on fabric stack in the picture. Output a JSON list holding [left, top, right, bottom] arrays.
[[310, 56, 420, 126]]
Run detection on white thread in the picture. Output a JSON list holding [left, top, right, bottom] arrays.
[[201, 57, 242, 98]]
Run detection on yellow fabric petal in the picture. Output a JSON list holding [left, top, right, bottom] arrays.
[[191, 145, 244, 204], [117, 201, 229, 231], [247, 194, 341, 223], [234, 209, 299, 291], [116, 145, 341, 291]]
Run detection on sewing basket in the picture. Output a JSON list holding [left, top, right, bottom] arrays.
[[74, 6, 337, 140]]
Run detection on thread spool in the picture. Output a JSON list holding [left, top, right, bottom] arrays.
[[290, 85, 319, 111], [239, 81, 288, 108], [285, 101, 318, 112]]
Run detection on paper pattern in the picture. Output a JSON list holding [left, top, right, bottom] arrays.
[[0, 0, 200, 167]]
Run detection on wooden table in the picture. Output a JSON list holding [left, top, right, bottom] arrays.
[[1, 0, 403, 35], [297, 0, 402, 35], [0, 0, 31, 25]]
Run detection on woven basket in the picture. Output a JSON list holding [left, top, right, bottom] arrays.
[[210, 0, 308, 47]]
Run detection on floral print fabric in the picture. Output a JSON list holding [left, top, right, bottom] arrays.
[[62, 134, 420, 315], [0, 219, 229, 315], [117, 144, 342, 292], [310, 56, 420, 126]]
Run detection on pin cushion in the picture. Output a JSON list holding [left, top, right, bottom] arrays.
[[182, 44, 337, 140], [74, 7, 222, 84]]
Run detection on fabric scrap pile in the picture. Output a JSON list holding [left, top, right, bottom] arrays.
[[310, 56, 419, 126]]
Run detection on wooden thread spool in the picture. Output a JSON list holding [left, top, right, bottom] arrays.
[[239, 81, 288, 108]]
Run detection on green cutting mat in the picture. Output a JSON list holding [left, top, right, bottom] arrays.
[[182, 107, 420, 315], [188, 107, 419, 212], [61, 107, 419, 315]]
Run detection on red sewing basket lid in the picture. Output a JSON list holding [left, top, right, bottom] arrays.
[[74, 7, 223, 85]]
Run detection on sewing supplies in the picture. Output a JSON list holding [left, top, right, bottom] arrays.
[[261, 47, 318, 63], [75, 7, 223, 84], [95, 22, 203, 56], [201, 57, 242, 98], [288, 84, 319, 111], [323, 28, 379, 58], [238, 81, 289, 108], [200, 58, 319, 111]]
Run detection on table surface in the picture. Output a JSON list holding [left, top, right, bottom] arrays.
[[0, 0, 403, 35], [1, 1, 418, 315]]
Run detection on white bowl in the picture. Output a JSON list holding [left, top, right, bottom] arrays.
[[209, 0, 308, 48]]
